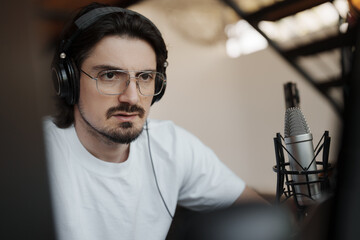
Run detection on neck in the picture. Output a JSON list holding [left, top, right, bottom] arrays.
[[73, 107, 130, 163]]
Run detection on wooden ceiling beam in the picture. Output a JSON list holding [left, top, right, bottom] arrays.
[[243, 0, 332, 24]]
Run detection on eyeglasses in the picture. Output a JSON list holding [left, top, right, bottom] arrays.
[[81, 69, 166, 96]]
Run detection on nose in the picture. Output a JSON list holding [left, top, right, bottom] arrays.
[[117, 79, 139, 105]]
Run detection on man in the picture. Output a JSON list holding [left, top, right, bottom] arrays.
[[44, 2, 265, 240]]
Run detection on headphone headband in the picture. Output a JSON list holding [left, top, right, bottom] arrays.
[[62, 7, 128, 53], [75, 7, 128, 29], [62, 7, 159, 54]]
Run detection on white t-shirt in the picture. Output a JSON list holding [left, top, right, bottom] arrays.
[[43, 118, 245, 240]]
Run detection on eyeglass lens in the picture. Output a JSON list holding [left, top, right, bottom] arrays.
[[96, 70, 164, 96]]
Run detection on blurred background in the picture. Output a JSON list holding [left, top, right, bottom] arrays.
[[2, 0, 359, 239]]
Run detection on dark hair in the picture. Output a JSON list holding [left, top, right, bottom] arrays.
[[52, 2, 168, 128]]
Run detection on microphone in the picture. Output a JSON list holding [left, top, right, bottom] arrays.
[[284, 107, 321, 206]]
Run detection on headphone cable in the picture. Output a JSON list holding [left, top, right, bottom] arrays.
[[145, 120, 174, 219]]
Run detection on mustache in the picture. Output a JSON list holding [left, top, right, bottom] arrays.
[[106, 103, 145, 119]]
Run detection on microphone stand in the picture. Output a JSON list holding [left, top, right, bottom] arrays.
[[273, 131, 333, 221]]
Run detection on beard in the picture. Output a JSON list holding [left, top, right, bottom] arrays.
[[78, 102, 146, 144], [97, 121, 144, 144]]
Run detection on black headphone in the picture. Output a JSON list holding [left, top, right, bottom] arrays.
[[51, 7, 167, 105]]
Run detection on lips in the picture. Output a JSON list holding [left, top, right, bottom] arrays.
[[112, 112, 138, 122]]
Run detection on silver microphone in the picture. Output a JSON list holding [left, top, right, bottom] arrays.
[[284, 107, 321, 206]]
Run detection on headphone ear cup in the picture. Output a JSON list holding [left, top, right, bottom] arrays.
[[51, 56, 79, 105], [64, 57, 79, 105], [52, 58, 70, 100]]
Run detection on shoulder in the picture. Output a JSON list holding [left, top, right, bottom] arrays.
[[144, 119, 213, 165], [145, 119, 211, 159], [146, 119, 203, 145], [42, 116, 73, 156], [43, 116, 60, 139], [43, 117, 68, 141], [145, 119, 216, 169]]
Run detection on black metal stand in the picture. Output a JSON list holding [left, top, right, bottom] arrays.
[[273, 131, 333, 217]]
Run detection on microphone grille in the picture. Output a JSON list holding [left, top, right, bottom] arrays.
[[284, 107, 311, 137]]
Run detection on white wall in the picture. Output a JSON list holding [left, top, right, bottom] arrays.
[[131, 2, 342, 194]]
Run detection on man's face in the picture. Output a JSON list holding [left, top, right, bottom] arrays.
[[75, 35, 156, 144]]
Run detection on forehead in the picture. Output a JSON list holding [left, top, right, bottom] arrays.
[[83, 35, 156, 70]]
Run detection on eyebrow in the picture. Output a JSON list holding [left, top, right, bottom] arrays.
[[91, 64, 156, 72]]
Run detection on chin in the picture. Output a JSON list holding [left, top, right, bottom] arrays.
[[105, 125, 144, 144]]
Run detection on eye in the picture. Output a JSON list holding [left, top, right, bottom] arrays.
[[99, 70, 119, 81], [139, 72, 155, 82], [105, 72, 115, 79]]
